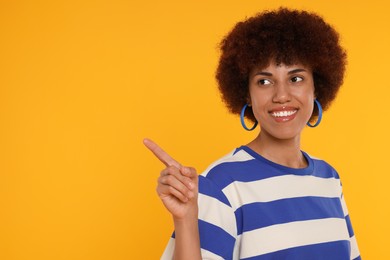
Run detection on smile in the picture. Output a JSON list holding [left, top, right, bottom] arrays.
[[270, 110, 298, 118]]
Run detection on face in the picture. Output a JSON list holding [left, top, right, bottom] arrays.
[[248, 61, 315, 141]]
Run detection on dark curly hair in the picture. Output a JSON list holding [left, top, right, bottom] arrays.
[[216, 8, 347, 123]]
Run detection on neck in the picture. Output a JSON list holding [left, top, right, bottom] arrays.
[[247, 131, 307, 169]]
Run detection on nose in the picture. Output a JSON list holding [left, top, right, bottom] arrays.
[[272, 83, 291, 104]]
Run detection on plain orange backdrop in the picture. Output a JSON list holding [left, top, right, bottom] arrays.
[[0, 0, 389, 259]]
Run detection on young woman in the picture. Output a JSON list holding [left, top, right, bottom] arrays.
[[145, 8, 361, 260]]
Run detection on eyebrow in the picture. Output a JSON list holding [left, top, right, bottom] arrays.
[[254, 72, 272, 76], [253, 68, 307, 77], [287, 68, 307, 74]]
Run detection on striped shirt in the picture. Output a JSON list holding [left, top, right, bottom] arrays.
[[161, 146, 361, 260]]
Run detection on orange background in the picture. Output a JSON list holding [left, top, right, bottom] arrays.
[[0, 0, 388, 259]]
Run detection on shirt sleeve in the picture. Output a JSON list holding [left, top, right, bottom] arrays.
[[161, 175, 238, 260], [340, 190, 361, 260]]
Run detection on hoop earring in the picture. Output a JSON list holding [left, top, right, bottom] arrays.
[[307, 99, 323, 127], [240, 104, 258, 131]]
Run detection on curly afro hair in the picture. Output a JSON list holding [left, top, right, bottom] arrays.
[[216, 8, 347, 123]]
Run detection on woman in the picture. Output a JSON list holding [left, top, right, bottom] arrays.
[[144, 8, 361, 260]]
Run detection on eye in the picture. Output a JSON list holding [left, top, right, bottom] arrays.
[[291, 76, 303, 83], [257, 79, 272, 85]]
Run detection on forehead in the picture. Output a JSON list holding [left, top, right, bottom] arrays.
[[249, 60, 312, 76]]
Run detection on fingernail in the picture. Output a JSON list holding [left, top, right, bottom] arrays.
[[182, 167, 189, 175], [188, 182, 194, 189]]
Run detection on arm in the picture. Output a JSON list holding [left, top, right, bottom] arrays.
[[173, 209, 201, 260], [340, 192, 361, 260], [143, 139, 201, 260], [166, 166, 201, 260]]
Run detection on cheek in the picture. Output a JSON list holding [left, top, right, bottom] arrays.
[[249, 87, 268, 108], [303, 96, 316, 118], [250, 98, 269, 122], [307, 101, 315, 116], [295, 86, 315, 105]]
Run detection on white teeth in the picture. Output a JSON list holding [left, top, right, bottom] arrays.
[[271, 110, 297, 117]]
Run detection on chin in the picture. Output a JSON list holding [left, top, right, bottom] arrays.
[[272, 132, 300, 141], [261, 126, 303, 141]]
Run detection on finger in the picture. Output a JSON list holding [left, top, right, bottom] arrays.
[[180, 166, 198, 179], [158, 175, 195, 201], [158, 167, 194, 201], [157, 184, 190, 203], [161, 166, 195, 191], [143, 138, 181, 168]]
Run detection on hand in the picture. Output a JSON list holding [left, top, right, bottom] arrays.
[[143, 138, 198, 220]]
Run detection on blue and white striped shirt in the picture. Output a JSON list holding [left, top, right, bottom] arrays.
[[162, 146, 361, 260]]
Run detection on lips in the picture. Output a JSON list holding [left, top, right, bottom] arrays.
[[271, 110, 297, 117], [269, 107, 298, 122]]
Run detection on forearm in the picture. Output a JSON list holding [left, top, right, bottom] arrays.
[[173, 208, 201, 260]]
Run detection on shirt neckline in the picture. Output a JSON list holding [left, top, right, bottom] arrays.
[[239, 145, 314, 175]]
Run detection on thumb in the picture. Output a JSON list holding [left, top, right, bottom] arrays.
[[180, 166, 198, 179]]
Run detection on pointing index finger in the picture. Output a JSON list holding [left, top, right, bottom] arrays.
[[143, 138, 181, 168]]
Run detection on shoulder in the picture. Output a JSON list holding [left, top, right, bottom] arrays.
[[305, 152, 341, 179], [197, 147, 255, 209], [202, 147, 254, 175], [199, 147, 259, 195], [201, 147, 255, 175]]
